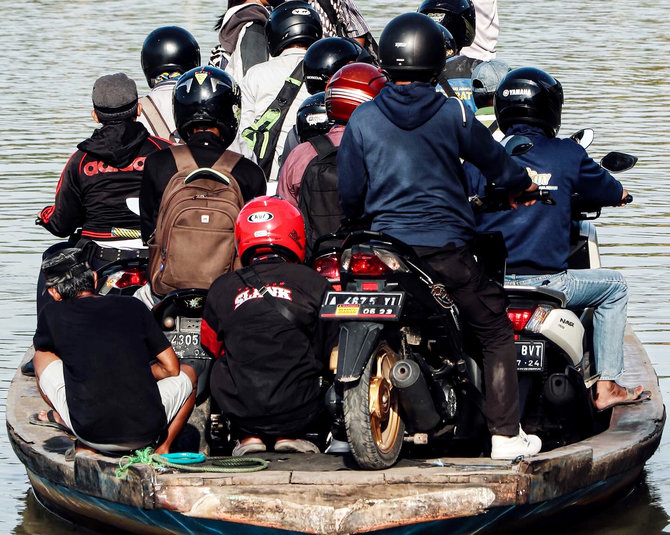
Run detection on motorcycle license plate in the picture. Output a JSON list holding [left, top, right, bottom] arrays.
[[516, 340, 545, 372], [169, 317, 206, 358], [320, 291, 404, 320]]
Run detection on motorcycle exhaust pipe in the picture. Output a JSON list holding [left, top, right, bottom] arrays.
[[390, 360, 441, 433]]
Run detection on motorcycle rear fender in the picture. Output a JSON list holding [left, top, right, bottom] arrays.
[[336, 321, 384, 382], [539, 308, 584, 366]]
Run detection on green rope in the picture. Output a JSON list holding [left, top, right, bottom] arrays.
[[115, 448, 268, 479], [152, 455, 269, 473], [115, 447, 162, 479]]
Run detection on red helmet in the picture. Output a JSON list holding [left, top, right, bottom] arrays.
[[235, 196, 306, 266], [325, 63, 388, 124]]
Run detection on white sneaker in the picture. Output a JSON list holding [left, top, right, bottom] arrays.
[[232, 440, 266, 457], [490, 426, 542, 460], [325, 438, 351, 454], [274, 438, 320, 454]]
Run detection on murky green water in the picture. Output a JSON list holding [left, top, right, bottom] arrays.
[[1, 0, 668, 532]]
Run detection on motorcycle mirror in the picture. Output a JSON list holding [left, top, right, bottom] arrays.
[[501, 135, 534, 156], [600, 152, 638, 173], [569, 128, 594, 149], [126, 197, 140, 216]]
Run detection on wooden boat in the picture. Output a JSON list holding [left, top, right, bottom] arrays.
[[7, 325, 664, 535]]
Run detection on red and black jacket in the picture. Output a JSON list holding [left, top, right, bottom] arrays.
[[38, 121, 171, 241]]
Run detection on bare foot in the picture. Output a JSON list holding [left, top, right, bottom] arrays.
[[594, 381, 646, 411]]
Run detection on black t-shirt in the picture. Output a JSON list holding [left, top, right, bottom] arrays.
[[140, 131, 267, 243], [33, 295, 171, 445], [201, 258, 338, 436]]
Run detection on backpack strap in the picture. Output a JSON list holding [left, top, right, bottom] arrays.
[[237, 266, 311, 337], [241, 61, 305, 176], [139, 95, 173, 141], [210, 150, 243, 175], [169, 144, 200, 172], [308, 134, 338, 160]]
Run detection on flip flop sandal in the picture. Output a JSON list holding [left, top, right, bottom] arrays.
[[597, 388, 651, 412], [29, 410, 71, 433]]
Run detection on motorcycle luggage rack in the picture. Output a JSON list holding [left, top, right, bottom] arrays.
[[504, 285, 567, 308]]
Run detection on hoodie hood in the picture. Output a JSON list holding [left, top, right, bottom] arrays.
[[375, 83, 446, 130], [77, 121, 150, 169]]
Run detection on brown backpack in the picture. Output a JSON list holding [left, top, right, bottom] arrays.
[[148, 145, 244, 296]]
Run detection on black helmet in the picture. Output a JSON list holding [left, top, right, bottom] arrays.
[[265, 2, 323, 57], [494, 67, 564, 138], [304, 37, 371, 94], [173, 66, 241, 145], [438, 26, 458, 60], [379, 13, 446, 83], [141, 26, 201, 87], [296, 92, 332, 142], [418, 0, 476, 51]]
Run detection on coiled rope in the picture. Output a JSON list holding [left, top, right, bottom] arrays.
[[115, 447, 268, 479]]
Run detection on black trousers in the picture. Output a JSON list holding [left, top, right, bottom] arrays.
[[414, 243, 520, 436]]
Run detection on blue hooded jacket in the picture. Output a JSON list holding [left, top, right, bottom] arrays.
[[337, 82, 530, 247], [465, 124, 624, 272]]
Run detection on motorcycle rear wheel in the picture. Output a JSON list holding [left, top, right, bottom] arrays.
[[343, 342, 405, 469]]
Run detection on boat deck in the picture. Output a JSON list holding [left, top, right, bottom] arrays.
[[7, 326, 665, 534]]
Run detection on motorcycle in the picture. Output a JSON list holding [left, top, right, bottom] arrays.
[[152, 288, 211, 400], [314, 133, 636, 469]]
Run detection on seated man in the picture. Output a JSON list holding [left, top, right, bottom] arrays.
[[32, 248, 197, 455], [35, 73, 172, 313], [278, 62, 387, 252], [139, 26, 201, 142], [338, 14, 540, 460], [235, 2, 322, 187], [466, 67, 647, 410], [201, 197, 338, 456]]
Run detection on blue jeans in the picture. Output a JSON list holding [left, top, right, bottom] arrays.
[[505, 269, 628, 381]]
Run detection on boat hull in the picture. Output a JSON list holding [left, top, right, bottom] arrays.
[[7, 326, 665, 534]]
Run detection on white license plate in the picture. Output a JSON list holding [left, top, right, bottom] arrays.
[[320, 291, 404, 320], [516, 340, 544, 372], [169, 318, 205, 358]]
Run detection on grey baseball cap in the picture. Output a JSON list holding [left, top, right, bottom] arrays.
[[472, 59, 512, 96], [92, 72, 139, 122]]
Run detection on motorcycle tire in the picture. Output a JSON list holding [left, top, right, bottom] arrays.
[[343, 341, 405, 469]]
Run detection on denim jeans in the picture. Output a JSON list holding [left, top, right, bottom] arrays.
[[505, 269, 628, 381]]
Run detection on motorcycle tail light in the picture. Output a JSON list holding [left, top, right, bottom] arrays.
[[508, 305, 551, 332], [108, 268, 147, 289], [313, 253, 341, 282], [524, 305, 551, 333], [507, 308, 533, 331], [350, 252, 391, 276]]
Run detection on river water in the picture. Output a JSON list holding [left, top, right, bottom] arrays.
[[0, 0, 668, 533]]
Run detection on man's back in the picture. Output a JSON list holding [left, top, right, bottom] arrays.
[[140, 131, 266, 242], [39, 122, 170, 240], [468, 124, 624, 272], [203, 259, 336, 435], [33, 295, 169, 444], [138, 81, 178, 140], [238, 49, 310, 182], [338, 83, 529, 248]]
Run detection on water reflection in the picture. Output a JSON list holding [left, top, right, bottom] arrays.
[[1, 0, 669, 533]]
